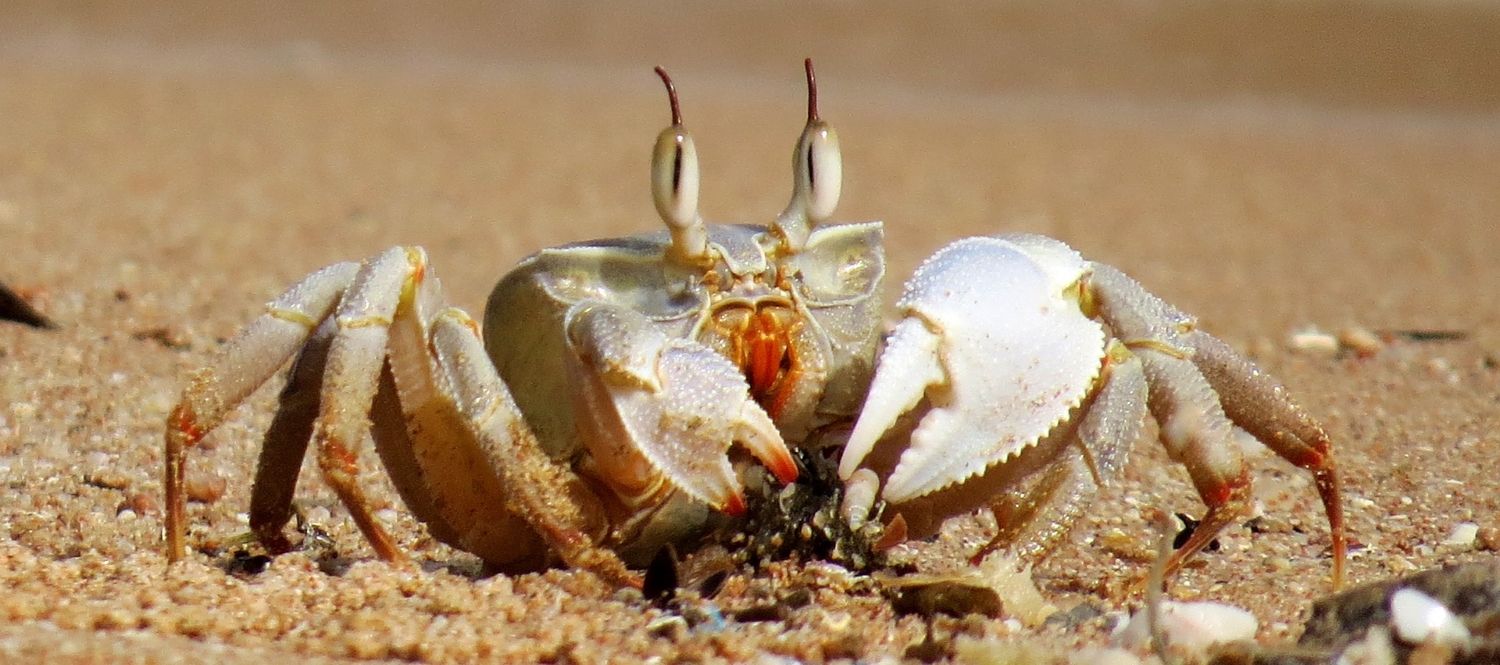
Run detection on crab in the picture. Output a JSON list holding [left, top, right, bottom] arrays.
[[162, 60, 1346, 591]]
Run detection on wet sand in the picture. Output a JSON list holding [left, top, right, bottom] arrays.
[[1, 2, 1498, 662]]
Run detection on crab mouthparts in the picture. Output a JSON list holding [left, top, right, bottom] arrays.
[[727, 305, 799, 419]]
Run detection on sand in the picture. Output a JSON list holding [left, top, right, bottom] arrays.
[[1, 2, 1498, 663]]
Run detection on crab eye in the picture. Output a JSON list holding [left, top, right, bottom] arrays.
[[651, 67, 708, 264], [775, 59, 843, 253], [795, 120, 841, 224], [652, 125, 700, 230]]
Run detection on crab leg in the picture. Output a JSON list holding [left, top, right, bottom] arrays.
[[164, 261, 358, 562], [239, 272, 490, 562], [1090, 264, 1346, 588], [302, 248, 422, 563], [976, 344, 1150, 563], [373, 266, 550, 572], [1184, 331, 1346, 588], [246, 317, 335, 553], [428, 309, 637, 587], [301, 248, 638, 584], [1132, 342, 1254, 578]]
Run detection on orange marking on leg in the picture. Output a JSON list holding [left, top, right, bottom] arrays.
[[403, 246, 427, 284], [164, 403, 205, 563], [169, 404, 206, 448]]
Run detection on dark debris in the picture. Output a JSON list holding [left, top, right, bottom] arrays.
[[733, 446, 884, 573], [0, 280, 54, 329]]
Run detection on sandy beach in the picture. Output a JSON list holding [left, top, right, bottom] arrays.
[[1, 2, 1498, 662]]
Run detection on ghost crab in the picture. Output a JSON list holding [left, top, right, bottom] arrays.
[[162, 60, 1346, 591]]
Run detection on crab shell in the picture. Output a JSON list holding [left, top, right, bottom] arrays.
[[482, 222, 884, 559]]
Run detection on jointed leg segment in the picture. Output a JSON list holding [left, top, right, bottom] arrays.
[[1090, 264, 1347, 588], [165, 261, 358, 562], [163, 248, 639, 587]]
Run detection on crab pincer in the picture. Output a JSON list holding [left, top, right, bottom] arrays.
[[840, 234, 1346, 589], [565, 303, 798, 517]]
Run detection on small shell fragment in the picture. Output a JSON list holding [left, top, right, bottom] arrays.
[[1112, 601, 1258, 655], [1337, 326, 1386, 358], [976, 553, 1057, 626], [1442, 522, 1479, 549], [1388, 587, 1470, 647], [1333, 626, 1397, 665], [1288, 326, 1339, 355]]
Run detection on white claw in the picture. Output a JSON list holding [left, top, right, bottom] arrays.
[[567, 303, 796, 515], [839, 318, 945, 480], [840, 235, 1106, 504]]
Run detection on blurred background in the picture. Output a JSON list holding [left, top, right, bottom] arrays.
[[2, 0, 1498, 113], [1, 1, 1497, 341]]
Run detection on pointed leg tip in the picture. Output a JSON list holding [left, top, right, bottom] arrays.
[[722, 492, 747, 517], [1331, 544, 1348, 591], [767, 453, 799, 485]]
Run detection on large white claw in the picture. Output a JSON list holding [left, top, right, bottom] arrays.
[[839, 235, 1107, 503], [567, 303, 797, 516]]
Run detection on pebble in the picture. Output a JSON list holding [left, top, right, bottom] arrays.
[[1388, 588, 1470, 648], [1384, 557, 1418, 575], [117, 493, 158, 516], [1479, 526, 1500, 552], [1069, 647, 1143, 665], [85, 469, 132, 490], [184, 471, 227, 503]]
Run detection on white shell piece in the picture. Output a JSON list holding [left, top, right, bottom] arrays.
[[840, 468, 880, 530], [1111, 601, 1259, 654], [850, 235, 1105, 503], [1334, 626, 1397, 665], [1389, 587, 1471, 647], [1443, 521, 1480, 547]]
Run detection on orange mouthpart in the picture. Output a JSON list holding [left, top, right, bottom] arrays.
[[736, 306, 800, 420]]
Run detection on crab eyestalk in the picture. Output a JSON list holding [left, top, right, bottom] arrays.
[[773, 58, 843, 253], [651, 67, 711, 266]]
